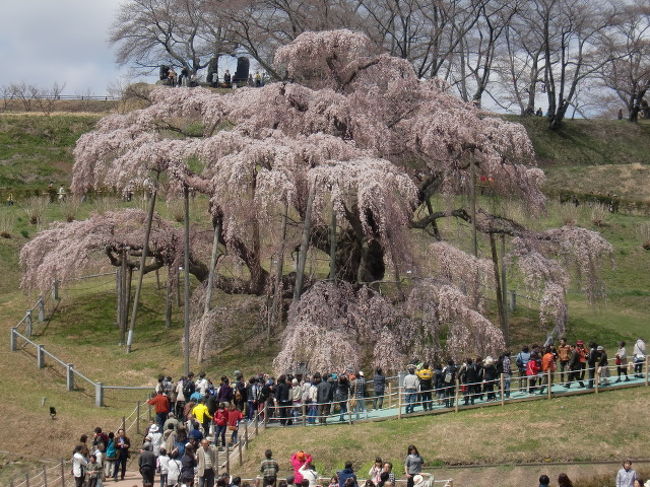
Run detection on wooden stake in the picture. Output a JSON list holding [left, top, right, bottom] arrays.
[[127, 174, 159, 352], [499, 374, 505, 406], [183, 184, 191, 375]]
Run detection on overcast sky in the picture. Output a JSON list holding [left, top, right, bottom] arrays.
[[0, 0, 133, 95]]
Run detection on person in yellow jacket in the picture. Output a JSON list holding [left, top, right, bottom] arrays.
[[192, 398, 212, 435], [416, 364, 434, 411]]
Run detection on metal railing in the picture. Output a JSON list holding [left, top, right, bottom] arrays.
[[9, 278, 154, 407]]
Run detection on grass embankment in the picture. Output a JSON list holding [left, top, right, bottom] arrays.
[[0, 113, 101, 195], [509, 117, 650, 203]]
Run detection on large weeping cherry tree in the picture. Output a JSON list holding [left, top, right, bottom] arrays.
[[20, 30, 613, 373]]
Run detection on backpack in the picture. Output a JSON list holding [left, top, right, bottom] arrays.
[[183, 381, 193, 400], [443, 366, 453, 384]]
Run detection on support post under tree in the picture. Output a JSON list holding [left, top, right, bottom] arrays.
[[500, 235, 510, 346], [293, 184, 316, 301], [198, 219, 222, 363], [126, 175, 159, 353], [470, 159, 478, 257], [269, 200, 288, 340], [489, 233, 507, 340], [183, 184, 191, 375]]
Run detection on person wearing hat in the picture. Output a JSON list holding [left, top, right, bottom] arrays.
[[291, 451, 313, 486]]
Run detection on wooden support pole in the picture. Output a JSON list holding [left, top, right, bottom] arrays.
[[595, 368, 600, 394], [183, 184, 191, 375], [121, 416, 126, 431], [127, 175, 158, 353], [397, 387, 402, 419], [25, 473, 30, 487], [10, 328, 16, 352], [60, 458, 65, 487], [66, 363, 74, 391], [238, 434, 243, 465], [37, 345, 44, 368], [547, 370, 552, 400], [244, 421, 249, 447], [137, 401, 141, 434], [38, 296, 46, 322], [43, 465, 48, 487], [454, 379, 459, 413], [226, 443, 230, 475], [646, 356, 649, 387]]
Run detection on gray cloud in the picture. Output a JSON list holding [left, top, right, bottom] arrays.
[[0, 0, 132, 95]]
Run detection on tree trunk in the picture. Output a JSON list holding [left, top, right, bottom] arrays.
[[329, 209, 337, 280], [183, 185, 191, 375], [126, 175, 158, 353], [116, 266, 122, 330], [470, 159, 478, 257], [269, 200, 289, 341], [293, 184, 316, 301]]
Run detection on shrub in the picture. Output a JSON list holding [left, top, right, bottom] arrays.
[[0, 210, 13, 238], [24, 197, 48, 225], [20, 229, 29, 238], [588, 202, 609, 227]]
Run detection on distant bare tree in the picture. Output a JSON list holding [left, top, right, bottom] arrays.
[[110, 0, 232, 75], [34, 82, 66, 116], [598, 0, 650, 122]]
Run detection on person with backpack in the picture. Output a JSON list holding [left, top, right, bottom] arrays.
[[416, 364, 434, 411], [442, 360, 457, 408], [516, 346, 531, 390]]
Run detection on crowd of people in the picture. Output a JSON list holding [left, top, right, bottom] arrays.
[[64, 336, 647, 487], [137, 336, 647, 433]]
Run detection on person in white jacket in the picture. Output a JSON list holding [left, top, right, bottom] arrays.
[[72, 445, 88, 487], [299, 462, 319, 487], [633, 338, 646, 378], [166, 451, 182, 487], [147, 424, 162, 457]]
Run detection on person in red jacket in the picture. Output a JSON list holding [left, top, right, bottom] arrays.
[[226, 403, 243, 446], [526, 353, 540, 394], [148, 390, 170, 429], [213, 403, 228, 448], [291, 450, 313, 485]]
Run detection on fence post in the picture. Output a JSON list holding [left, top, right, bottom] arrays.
[[301, 405, 306, 426], [263, 403, 268, 428], [95, 382, 104, 407], [52, 279, 60, 301], [547, 370, 552, 400], [137, 401, 141, 434], [43, 465, 48, 487], [499, 374, 505, 406], [37, 345, 45, 368], [244, 420, 249, 447], [66, 364, 74, 391], [25, 473, 30, 487], [238, 433, 243, 465], [25, 310, 33, 337], [397, 389, 402, 419], [509, 290, 516, 311], [60, 458, 65, 487], [121, 416, 126, 432], [10, 477, 14, 487], [645, 356, 649, 387], [595, 368, 600, 394], [10, 328, 16, 352], [454, 379, 459, 413], [254, 409, 259, 436], [226, 443, 230, 475], [38, 296, 46, 322], [388, 382, 392, 409]]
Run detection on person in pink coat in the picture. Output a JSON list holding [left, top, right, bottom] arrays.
[[291, 451, 313, 485]]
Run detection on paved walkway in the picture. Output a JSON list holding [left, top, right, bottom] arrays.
[[266, 373, 647, 426]]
